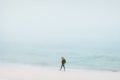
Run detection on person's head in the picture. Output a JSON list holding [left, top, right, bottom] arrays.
[[61, 56, 64, 60]]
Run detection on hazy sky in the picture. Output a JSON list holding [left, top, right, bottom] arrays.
[[0, 0, 120, 47]]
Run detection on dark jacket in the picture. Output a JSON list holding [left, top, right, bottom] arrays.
[[62, 59, 66, 64]]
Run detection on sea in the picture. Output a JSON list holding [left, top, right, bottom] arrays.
[[0, 42, 120, 71]]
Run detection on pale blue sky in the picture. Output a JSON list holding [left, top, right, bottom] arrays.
[[0, 0, 120, 47]]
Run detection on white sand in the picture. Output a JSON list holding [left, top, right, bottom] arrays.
[[0, 63, 120, 80]]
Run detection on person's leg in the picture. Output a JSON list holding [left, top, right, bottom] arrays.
[[60, 64, 63, 71], [63, 64, 65, 71]]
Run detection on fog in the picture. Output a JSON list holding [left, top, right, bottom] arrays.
[[0, 0, 120, 48]]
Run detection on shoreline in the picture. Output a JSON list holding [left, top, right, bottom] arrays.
[[0, 63, 120, 80], [0, 62, 119, 72]]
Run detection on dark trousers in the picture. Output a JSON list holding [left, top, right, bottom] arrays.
[[60, 64, 65, 71]]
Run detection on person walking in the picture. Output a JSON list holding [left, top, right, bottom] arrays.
[[60, 57, 66, 71]]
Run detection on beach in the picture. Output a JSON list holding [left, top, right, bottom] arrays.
[[0, 63, 120, 80], [1, 0, 120, 80]]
